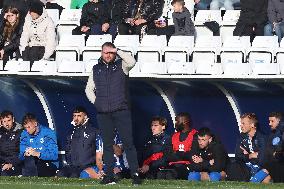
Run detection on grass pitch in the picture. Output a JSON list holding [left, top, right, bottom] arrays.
[[1, 177, 284, 189]]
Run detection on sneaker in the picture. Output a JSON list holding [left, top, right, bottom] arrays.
[[100, 175, 116, 185], [132, 172, 142, 185]]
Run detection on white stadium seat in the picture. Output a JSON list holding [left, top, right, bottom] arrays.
[[4, 60, 30, 72], [248, 36, 279, 74], [58, 60, 85, 73], [86, 35, 112, 47], [139, 62, 167, 74], [82, 35, 112, 62], [84, 60, 98, 73], [114, 35, 140, 55], [193, 36, 222, 74], [222, 10, 240, 26], [221, 36, 251, 75], [0, 60, 3, 70], [164, 36, 195, 63], [46, 9, 60, 26], [31, 60, 57, 73], [57, 9, 81, 39], [167, 62, 195, 74], [56, 34, 85, 62], [137, 35, 167, 62], [195, 10, 222, 37], [277, 38, 284, 74]]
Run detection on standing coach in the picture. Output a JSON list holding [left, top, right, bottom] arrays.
[[85, 42, 141, 185]]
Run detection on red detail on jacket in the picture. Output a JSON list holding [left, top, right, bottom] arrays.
[[143, 152, 164, 165]]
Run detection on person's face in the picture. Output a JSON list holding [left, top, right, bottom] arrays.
[[101, 46, 116, 63], [29, 11, 40, 20], [151, 120, 165, 135], [24, 121, 38, 135], [269, 116, 280, 130], [5, 12, 18, 25], [2, 115, 14, 130], [173, 3, 183, 12], [73, 112, 87, 126], [198, 135, 212, 149], [240, 117, 254, 133]]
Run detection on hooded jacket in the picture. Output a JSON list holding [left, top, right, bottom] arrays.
[[267, 0, 284, 24], [172, 7, 195, 36], [20, 8, 56, 60], [0, 123, 23, 166]]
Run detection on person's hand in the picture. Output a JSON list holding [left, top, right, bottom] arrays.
[[134, 19, 147, 26], [249, 152, 258, 159], [113, 167, 121, 174], [102, 23, 110, 32], [240, 146, 248, 155], [103, 46, 117, 54], [154, 20, 166, 28], [125, 18, 135, 26], [81, 26, 90, 33], [209, 159, 214, 165], [2, 163, 13, 171], [140, 165, 149, 174], [0, 49, 4, 60], [192, 155, 203, 163], [25, 147, 40, 157]]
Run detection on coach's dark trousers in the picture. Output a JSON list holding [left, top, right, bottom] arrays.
[[97, 109, 139, 177]]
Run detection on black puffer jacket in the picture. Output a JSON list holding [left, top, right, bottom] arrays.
[[123, 0, 164, 22], [80, 1, 109, 27], [0, 123, 23, 166]]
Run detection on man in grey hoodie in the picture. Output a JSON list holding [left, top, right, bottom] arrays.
[[172, 0, 195, 36]]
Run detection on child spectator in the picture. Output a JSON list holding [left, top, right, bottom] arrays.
[[0, 7, 22, 64], [172, 0, 195, 36]]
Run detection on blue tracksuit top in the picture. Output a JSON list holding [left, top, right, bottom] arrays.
[[19, 125, 59, 167]]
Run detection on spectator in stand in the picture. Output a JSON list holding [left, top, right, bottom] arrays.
[[210, 0, 234, 10], [71, 0, 88, 9], [0, 110, 23, 176], [57, 106, 103, 179], [234, 113, 271, 183], [20, 1, 56, 62], [118, 0, 164, 36], [195, 0, 212, 10], [0, 7, 23, 64], [264, 0, 284, 42], [1, 0, 30, 26], [20, 113, 58, 177], [139, 116, 171, 179], [187, 127, 229, 182], [233, 0, 268, 41], [172, 0, 195, 36], [263, 112, 284, 183], [72, 0, 116, 39], [160, 112, 198, 180]]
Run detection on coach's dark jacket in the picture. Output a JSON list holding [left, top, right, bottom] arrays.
[[0, 123, 23, 166], [188, 136, 229, 172], [65, 121, 99, 168]]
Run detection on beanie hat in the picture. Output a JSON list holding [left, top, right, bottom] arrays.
[[29, 1, 44, 16]]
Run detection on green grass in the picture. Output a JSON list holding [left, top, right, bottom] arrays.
[[1, 177, 284, 189]]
